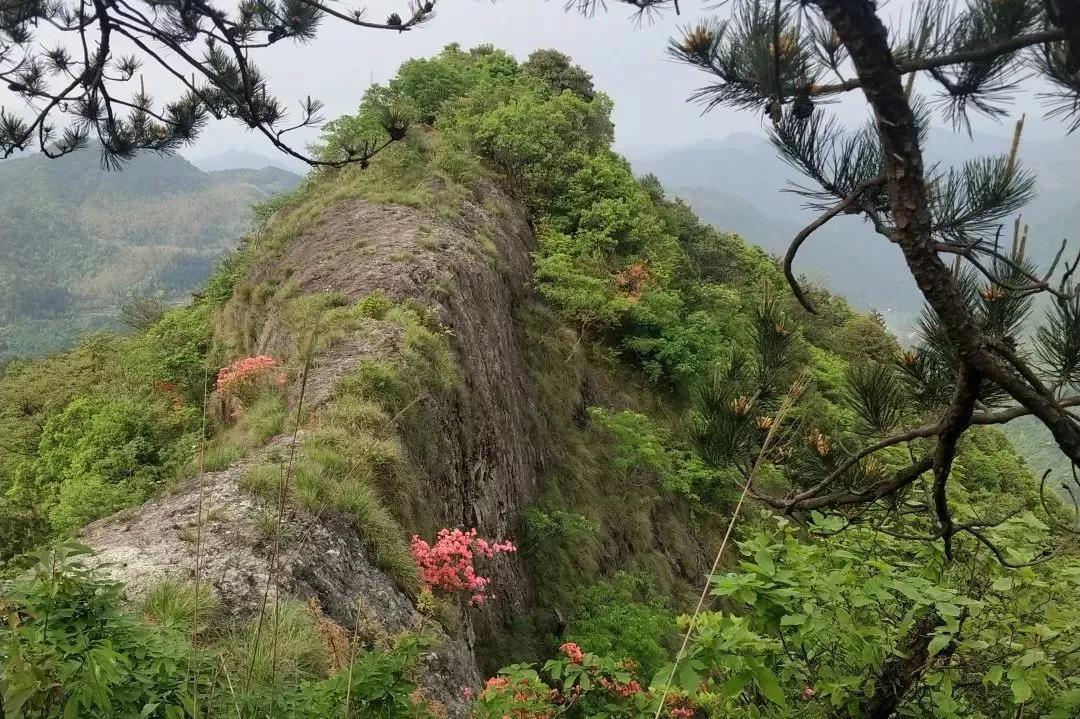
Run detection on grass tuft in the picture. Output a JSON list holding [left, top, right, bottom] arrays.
[[140, 578, 219, 635]]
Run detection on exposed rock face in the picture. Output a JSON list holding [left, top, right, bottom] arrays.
[[81, 436, 481, 715], [82, 181, 548, 712]]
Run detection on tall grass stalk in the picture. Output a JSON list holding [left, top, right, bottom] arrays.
[[243, 341, 314, 716], [650, 372, 809, 719], [191, 360, 211, 718]]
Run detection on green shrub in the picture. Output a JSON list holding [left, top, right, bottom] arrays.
[[140, 578, 219, 634], [0, 544, 432, 719], [200, 439, 244, 472], [356, 290, 394, 320], [0, 544, 192, 718], [37, 395, 172, 532], [224, 599, 329, 685], [562, 572, 676, 681], [521, 506, 599, 564]]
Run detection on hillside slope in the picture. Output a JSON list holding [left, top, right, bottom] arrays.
[[632, 130, 1080, 327], [0, 149, 300, 359], [2, 45, 1072, 719], [78, 157, 711, 713]]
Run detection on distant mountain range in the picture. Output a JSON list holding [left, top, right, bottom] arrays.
[[0, 149, 301, 359], [628, 128, 1080, 335], [184, 148, 308, 174]]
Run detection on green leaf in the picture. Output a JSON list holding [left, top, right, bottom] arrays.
[[983, 666, 1004, 686], [928, 634, 951, 657], [63, 694, 81, 719], [780, 613, 807, 626], [752, 666, 786, 706], [754, 548, 775, 575], [1011, 675, 1032, 703], [650, 664, 676, 691], [677, 661, 701, 694], [719, 671, 751, 698]]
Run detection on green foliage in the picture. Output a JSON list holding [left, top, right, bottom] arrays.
[[520, 506, 601, 598], [227, 600, 329, 686], [0, 544, 432, 719], [562, 572, 675, 680], [37, 396, 172, 533], [125, 303, 216, 402], [0, 543, 192, 719], [0, 298, 219, 559], [439, 73, 614, 211], [487, 516, 1080, 719], [139, 579, 219, 634], [588, 407, 720, 502], [667, 515, 1080, 718], [521, 49, 596, 100]]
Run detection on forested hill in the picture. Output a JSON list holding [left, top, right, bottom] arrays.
[[0, 149, 300, 359], [631, 130, 1080, 334], [0, 45, 1077, 719]]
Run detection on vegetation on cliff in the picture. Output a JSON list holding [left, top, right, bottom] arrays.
[[1, 45, 1078, 718]]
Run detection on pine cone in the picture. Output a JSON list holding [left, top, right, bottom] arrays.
[[792, 94, 814, 120], [807, 429, 831, 457], [680, 24, 715, 62]]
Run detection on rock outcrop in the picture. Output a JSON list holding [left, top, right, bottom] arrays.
[[81, 181, 550, 715]]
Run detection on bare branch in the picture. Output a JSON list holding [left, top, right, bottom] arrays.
[[784, 175, 884, 313]]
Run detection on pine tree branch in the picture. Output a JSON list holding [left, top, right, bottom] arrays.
[[960, 526, 1055, 567], [806, 28, 1066, 97], [932, 362, 979, 559], [778, 456, 934, 511], [1, 0, 434, 163], [784, 175, 884, 314], [812, 0, 1080, 479], [933, 238, 1073, 303], [778, 394, 1080, 512]]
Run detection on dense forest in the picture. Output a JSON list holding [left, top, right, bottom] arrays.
[[1, 45, 1078, 719], [0, 151, 299, 359]]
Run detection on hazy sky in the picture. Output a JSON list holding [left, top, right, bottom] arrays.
[[184, 0, 731, 160], [5, 0, 1056, 165], [180, 0, 1051, 164]]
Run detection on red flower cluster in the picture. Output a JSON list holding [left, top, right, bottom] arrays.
[[666, 693, 696, 719], [216, 355, 286, 395], [213, 355, 287, 421], [614, 261, 653, 299], [410, 528, 517, 605], [474, 644, 702, 719], [477, 675, 555, 719], [559, 642, 583, 665], [598, 676, 642, 699]]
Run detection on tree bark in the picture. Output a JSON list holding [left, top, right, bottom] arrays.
[[862, 612, 944, 719], [932, 363, 980, 558], [812, 0, 1080, 471]]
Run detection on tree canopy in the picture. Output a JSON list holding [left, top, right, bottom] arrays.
[[0, 0, 437, 166]]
